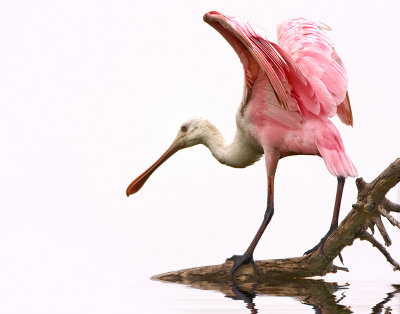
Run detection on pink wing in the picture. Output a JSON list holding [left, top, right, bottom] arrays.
[[204, 11, 327, 129], [204, 12, 357, 177], [278, 19, 353, 125]]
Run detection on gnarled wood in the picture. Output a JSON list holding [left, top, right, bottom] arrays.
[[154, 158, 400, 283]]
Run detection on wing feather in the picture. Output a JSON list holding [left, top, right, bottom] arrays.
[[336, 92, 353, 126], [204, 12, 320, 126], [204, 12, 353, 128], [278, 18, 353, 123]]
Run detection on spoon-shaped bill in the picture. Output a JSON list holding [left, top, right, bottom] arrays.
[[126, 138, 185, 196]]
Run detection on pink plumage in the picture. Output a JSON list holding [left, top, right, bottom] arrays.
[[204, 11, 357, 178], [127, 11, 358, 276], [277, 19, 348, 117]]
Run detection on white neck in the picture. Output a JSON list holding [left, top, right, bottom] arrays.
[[202, 123, 263, 168]]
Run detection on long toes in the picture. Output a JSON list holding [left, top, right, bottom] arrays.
[[230, 261, 243, 278], [230, 259, 243, 279], [304, 237, 328, 256], [304, 243, 320, 255], [319, 238, 328, 254], [304, 248, 315, 256], [227, 255, 240, 262], [250, 258, 261, 276], [229, 254, 260, 279]]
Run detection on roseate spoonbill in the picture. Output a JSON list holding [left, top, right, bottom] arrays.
[[126, 11, 357, 278]]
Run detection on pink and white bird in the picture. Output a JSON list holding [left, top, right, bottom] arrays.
[[126, 11, 357, 277]]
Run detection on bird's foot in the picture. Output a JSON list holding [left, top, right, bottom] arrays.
[[303, 228, 344, 264], [227, 253, 260, 279], [303, 234, 330, 256]]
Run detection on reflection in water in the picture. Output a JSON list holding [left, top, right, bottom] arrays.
[[225, 279, 351, 313], [371, 284, 400, 314], [153, 274, 400, 313], [229, 282, 258, 314]]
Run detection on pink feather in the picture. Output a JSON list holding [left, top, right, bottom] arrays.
[[204, 12, 356, 177]]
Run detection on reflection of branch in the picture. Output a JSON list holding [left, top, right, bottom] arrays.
[[336, 291, 347, 304], [371, 284, 400, 314], [152, 275, 351, 314], [153, 275, 400, 314]]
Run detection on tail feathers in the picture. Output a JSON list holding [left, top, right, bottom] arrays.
[[316, 141, 358, 178]]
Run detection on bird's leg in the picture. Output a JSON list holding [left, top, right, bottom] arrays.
[[228, 175, 275, 279], [304, 176, 345, 257]]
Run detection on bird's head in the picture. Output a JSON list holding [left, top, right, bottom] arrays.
[[126, 117, 213, 196], [177, 117, 215, 147]]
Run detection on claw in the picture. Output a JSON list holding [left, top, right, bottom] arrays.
[[303, 233, 330, 256], [228, 254, 260, 279], [304, 232, 345, 265], [304, 241, 323, 256]]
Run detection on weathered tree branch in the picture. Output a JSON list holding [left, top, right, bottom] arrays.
[[384, 198, 400, 212], [377, 205, 400, 229], [371, 284, 400, 314], [154, 158, 400, 283], [372, 215, 392, 246], [359, 231, 400, 271]]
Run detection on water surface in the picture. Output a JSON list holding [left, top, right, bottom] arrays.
[[137, 276, 400, 313]]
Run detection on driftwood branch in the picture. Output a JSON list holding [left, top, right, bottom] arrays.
[[154, 158, 400, 283], [377, 205, 400, 229], [359, 231, 400, 271], [384, 198, 400, 212], [372, 215, 392, 246]]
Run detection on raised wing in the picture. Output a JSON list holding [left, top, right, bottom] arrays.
[[278, 19, 353, 125], [204, 11, 324, 129]]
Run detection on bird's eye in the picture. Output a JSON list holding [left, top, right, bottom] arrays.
[[180, 125, 188, 132]]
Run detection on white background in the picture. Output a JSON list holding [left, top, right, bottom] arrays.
[[1, 0, 399, 313]]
